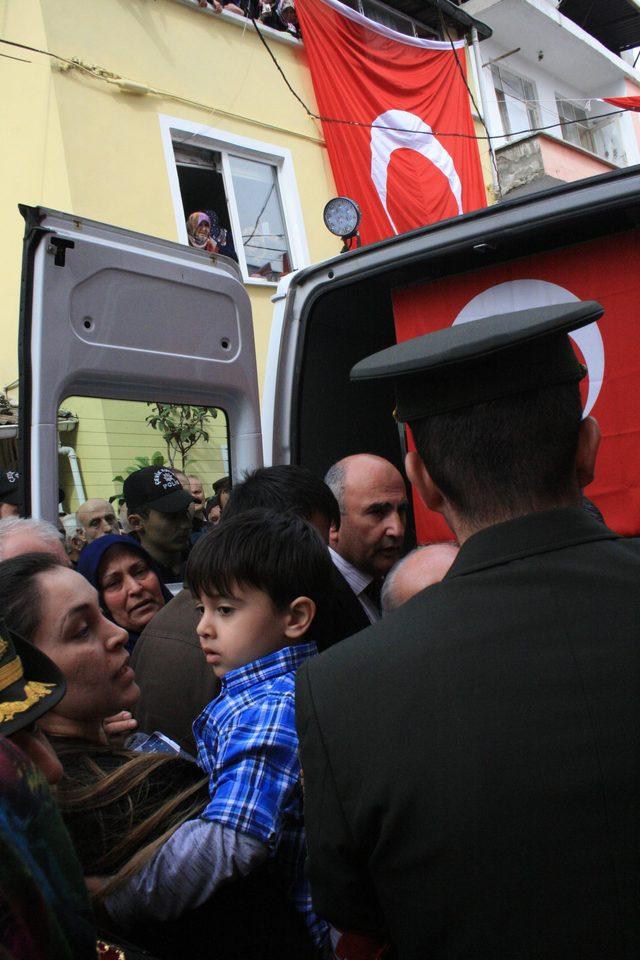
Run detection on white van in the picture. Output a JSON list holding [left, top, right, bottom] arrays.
[[18, 162, 640, 525]]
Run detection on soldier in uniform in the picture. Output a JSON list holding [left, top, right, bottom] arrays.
[[296, 301, 640, 960]]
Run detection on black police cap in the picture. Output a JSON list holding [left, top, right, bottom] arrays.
[[350, 301, 604, 422], [123, 466, 194, 514], [0, 470, 21, 505]]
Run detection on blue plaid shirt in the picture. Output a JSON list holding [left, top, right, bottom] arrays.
[[193, 640, 327, 946]]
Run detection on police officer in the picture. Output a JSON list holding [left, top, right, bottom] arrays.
[[0, 469, 21, 518], [296, 302, 640, 960]]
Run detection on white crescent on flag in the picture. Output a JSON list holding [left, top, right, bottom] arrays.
[[452, 279, 605, 416], [370, 109, 464, 235]]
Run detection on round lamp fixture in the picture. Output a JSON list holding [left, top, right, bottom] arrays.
[[323, 197, 361, 239]]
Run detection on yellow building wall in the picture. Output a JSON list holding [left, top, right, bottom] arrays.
[[0, 0, 339, 391], [1, 0, 493, 504], [59, 397, 229, 512], [0, 0, 340, 501]]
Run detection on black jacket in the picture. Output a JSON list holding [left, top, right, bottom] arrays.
[[318, 565, 372, 652], [296, 507, 640, 959], [131, 588, 219, 754]]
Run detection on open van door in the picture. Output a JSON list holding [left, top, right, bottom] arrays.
[[18, 205, 261, 521]]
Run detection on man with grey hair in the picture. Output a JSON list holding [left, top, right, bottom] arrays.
[[324, 453, 408, 645], [76, 498, 119, 543], [0, 516, 70, 566], [381, 543, 459, 615]]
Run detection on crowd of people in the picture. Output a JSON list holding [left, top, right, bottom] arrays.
[[1, 300, 639, 959], [196, 0, 300, 38]]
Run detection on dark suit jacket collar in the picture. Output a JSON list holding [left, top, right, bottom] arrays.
[[447, 506, 619, 579], [331, 565, 371, 627]]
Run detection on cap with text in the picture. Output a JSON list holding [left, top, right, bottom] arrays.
[[123, 466, 194, 514], [0, 470, 21, 505]]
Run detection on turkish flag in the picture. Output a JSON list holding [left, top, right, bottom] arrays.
[[393, 232, 640, 541], [295, 0, 487, 245], [603, 96, 640, 111]]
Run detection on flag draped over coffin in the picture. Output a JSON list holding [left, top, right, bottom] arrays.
[[295, 0, 487, 245]]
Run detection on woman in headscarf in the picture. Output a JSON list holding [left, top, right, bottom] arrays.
[[186, 211, 219, 253], [77, 535, 171, 653]]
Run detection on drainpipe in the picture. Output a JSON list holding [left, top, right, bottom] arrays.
[[470, 26, 501, 198], [58, 445, 86, 505]]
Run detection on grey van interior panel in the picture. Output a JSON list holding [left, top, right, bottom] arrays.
[[70, 267, 241, 362]]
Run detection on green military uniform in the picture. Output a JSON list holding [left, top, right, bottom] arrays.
[[296, 302, 640, 959]]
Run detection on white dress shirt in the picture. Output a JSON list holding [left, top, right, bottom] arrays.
[[329, 547, 381, 624]]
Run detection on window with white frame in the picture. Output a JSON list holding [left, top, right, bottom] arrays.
[[555, 94, 626, 165], [162, 118, 308, 284], [491, 65, 539, 139], [555, 96, 595, 153]]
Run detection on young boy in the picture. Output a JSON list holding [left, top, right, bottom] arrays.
[[103, 509, 332, 949], [189, 508, 332, 947]]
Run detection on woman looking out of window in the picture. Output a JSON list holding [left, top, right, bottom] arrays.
[[186, 211, 219, 253]]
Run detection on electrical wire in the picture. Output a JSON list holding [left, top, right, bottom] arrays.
[[0, 36, 324, 146], [436, 8, 502, 196], [250, 17, 318, 118], [0, 51, 31, 63], [0, 33, 633, 143], [246, 18, 631, 142]]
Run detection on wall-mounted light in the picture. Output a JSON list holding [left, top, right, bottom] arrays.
[[323, 197, 362, 252]]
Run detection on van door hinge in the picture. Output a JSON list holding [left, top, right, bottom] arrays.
[[48, 237, 75, 267]]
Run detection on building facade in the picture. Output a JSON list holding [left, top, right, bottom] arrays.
[[5, 0, 636, 508], [462, 0, 640, 196], [1, 0, 345, 505]]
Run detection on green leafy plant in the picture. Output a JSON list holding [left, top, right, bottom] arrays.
[[145, 403, 217, 470], [111, 451, 166, 504]]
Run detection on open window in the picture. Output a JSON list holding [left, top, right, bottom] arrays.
[[173, 144, 237, 263], [491, 65, 539, 140], [555, 94, 627, 165], [163, 116, 309, 285]]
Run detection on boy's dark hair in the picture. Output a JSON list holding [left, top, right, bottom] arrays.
[[223, 465, 340, 532], [409, 381, 583, 524], [186, 508, 333, 641], [0, 552, 64, 643]]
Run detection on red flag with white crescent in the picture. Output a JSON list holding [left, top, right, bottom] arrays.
[[295, 0, 487, 244], [393, 231, 640, 542]]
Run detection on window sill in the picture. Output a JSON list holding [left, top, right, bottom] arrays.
[[244, 276, 282, 287], [173, 0, 302, 47]]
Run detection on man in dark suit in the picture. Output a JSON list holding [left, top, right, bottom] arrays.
[[323, 454, 409, 646], [296, 302, 640, 959], [131, 585, 219, 755]]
